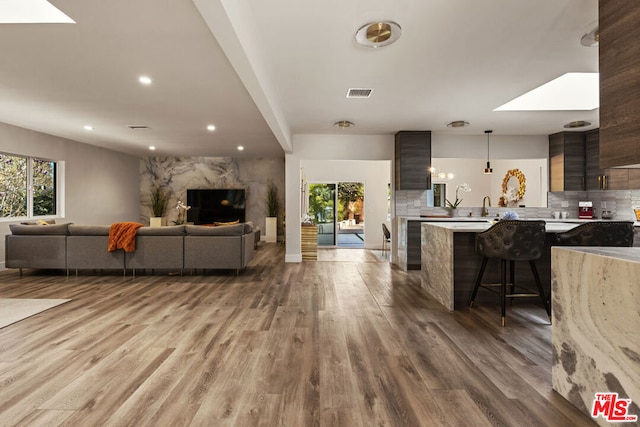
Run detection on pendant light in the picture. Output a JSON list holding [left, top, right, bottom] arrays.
[[484, 130, 493, 174]]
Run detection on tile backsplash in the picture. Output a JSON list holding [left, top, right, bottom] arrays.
[[395, 190, 640, 221], [547, 190, 640, 221]]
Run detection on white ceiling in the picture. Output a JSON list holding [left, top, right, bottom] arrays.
[[0, 0, 599, 158]]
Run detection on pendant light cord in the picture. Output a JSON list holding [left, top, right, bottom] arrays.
[[484, 130, 493, 174], [486, 130, 492, 161]]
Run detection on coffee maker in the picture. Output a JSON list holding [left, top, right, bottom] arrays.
[[578, 201, 594, 219]]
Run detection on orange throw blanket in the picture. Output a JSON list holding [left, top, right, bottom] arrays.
[[108, 222, 143, 253]]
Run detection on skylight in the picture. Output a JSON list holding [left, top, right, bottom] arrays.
[[0, 0, 75, 24], [495, 72, 599, 111]]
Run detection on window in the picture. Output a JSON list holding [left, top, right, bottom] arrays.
[[0, 152, 57, 219]]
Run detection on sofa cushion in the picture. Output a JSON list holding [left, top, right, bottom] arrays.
[[68, 224, 111, 236], [10, 223, 71, 235], [185, 223, 245, 236], [137, 225, 186, 236]]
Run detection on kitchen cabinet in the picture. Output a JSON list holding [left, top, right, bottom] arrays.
[[584, 129, 640, 190], [549, 131, 585, 191], [395, 131, 431, 190], [552, 129, 640, 190], [599, 1, 640, 169], [585, 130, 604, 190], [629, 170, 640, 189]]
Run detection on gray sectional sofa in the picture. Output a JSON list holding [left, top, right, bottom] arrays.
[[5, 222, 256, 275]]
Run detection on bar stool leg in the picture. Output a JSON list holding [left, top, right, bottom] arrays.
[[509, 260, 515, 303], [469, 257, 488, 307], [529, 261, 552, 323], [501, 259, 507, 327]]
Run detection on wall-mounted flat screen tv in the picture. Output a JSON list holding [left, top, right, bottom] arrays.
[[186, 189, 246, 224]]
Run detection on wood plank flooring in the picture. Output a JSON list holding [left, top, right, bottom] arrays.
[[0, 244, 596, 426]]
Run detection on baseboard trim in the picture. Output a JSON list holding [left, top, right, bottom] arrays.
[[285, 254, 302, 263]]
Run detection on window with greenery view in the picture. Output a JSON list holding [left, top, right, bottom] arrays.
[[0, 153, 57, 218]]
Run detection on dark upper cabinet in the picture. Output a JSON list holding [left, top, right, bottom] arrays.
[[549, 132, 586, 191], [554, 128, 640, 190], [585, 130, 605, 190], [395, 131, 431, 190], [599, 1, 640, 168]]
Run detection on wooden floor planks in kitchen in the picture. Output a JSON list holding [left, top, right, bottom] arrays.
[[0, 244, 596, 426]]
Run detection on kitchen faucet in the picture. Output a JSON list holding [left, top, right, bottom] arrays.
[[481, 196, 491, 217]]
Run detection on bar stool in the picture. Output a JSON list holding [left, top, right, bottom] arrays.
[[469, 220, 551, 327], [555, 221, 634, 247], [382, 223, 391, 259]]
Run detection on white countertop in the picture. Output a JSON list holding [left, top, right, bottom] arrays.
[[421, 220, 582, 233], [402, 216, 640, 227]]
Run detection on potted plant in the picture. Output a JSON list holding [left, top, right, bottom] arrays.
[[265, 181, 279, 242], [150, 187, 169, 227]]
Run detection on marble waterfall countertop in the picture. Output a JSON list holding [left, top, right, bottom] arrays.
[[551, 246, 640, 426]]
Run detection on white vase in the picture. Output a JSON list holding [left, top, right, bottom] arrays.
[[150, 217, 162, 227], [265, 217, 277, 242]]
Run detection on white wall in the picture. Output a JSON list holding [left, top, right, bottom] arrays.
[[301, 160, 390, 249], [1, 122, 140, 268], [286, 132, 549, 262], [286, 134, 394, 262], [432, 134, 548, 159], [433, 158, 548, 207]]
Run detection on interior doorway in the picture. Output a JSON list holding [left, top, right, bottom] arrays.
[[307, 182, 364, 248]]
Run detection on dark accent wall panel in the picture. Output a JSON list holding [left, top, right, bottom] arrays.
[[599, 1, 640, 168], [407, 220, 423, 269], [395, 131, 431, 190]]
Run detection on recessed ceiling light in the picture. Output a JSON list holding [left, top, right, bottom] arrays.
[[138, 75, 152, 86], [447, 121, 469, 128], [564, 120, 592, 128], [355, 21, 401, 48], [149, 146, 156, 151], [83, 125, 94, 131], [207, 124, 216, 132], [334, 120, 355, 129], [237, 146, 244, 151], [495, 72, 599, 111], [0, 0, 75, 24]]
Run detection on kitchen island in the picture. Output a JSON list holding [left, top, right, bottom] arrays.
[[395, 216, 492, 270], [420, 221, 581, 311]]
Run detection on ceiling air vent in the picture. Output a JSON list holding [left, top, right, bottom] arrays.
[[127, 125, 150, 130], [346, 88, 373, 98]]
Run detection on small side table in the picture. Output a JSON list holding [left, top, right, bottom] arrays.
[[301, 224, 318, 261]]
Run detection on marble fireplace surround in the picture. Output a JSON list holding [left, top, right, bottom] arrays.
[[139, 157, 284, 235]]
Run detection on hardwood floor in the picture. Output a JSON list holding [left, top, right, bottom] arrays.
[[0, 244, 596, 426]]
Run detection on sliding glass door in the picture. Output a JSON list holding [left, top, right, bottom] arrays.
[[307, 182, 365, 248], [308, 183, 336, 246]]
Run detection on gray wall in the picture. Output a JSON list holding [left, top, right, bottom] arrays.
[[1, 122, 140, 269]]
